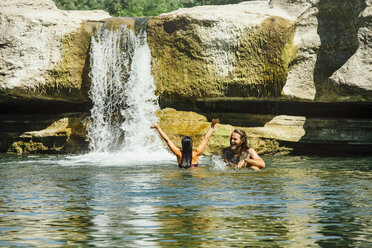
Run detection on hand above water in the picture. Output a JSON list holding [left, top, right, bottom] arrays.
[[150, 123, 159, 129], [211, 118, 219, 128]]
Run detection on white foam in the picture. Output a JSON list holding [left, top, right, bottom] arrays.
[[87, 23, 170, 163], [60, 151, 174, 167], [210, 155, 229, 171]]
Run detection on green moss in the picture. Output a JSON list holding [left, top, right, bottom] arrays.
[[147, 15, 295, 103], [45, 22, 101, 101], [229, 17, 295, 97], [103, 17, 136, 32], [148, 17, 223, 102], [8, 140, 48, 154]]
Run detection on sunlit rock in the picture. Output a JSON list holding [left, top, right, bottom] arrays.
[[147, 2, 296, 102], [276, 0, 372, 101], [0, 0, 110, 104], [326, 4, 372, 101]]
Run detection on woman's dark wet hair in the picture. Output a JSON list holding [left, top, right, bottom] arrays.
[[180, 136, 193, 169], [232, 129, 250, 152]]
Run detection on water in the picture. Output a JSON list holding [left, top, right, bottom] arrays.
[[87, 23, 166, 155], [0, 154, 371, 247]]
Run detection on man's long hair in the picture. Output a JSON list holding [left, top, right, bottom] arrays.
[[180, 136, 193, 169], [233, 129, 250, 153]]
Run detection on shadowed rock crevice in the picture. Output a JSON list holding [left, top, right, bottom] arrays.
[[195, 97, 372, 119], [0, 113, 88, 153], [314, 0, 366, 100]]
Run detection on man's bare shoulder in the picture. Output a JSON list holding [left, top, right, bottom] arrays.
[[248, 147, 257, 154], [248, 147, 263, 160]]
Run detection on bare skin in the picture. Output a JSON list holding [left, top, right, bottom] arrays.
[[222, 132, 265, 170], [151, 119, 219, 166]]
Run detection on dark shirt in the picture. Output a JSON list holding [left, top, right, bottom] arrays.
[[222, 147, 248, 165]]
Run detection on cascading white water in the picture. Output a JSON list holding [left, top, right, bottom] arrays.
[[87, 23, 169, 160], [119, 28, 161, 153], [87, 26, 130, 152]]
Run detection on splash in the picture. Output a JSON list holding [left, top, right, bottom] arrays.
[[87, 23, 170, 161]]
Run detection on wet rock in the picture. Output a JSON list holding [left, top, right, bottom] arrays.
[[8, 114, 88, 154]]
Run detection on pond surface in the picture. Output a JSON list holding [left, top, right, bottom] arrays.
[[0, 154, 371, 247]]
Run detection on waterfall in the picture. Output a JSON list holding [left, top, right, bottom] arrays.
[[87, 22, 168, 159]]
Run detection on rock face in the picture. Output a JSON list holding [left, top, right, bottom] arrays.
[[7, 113, 88, 154], [0, 0, 110, 106], [326, 2, 372, 101], [147, 2, 296, 102], [277, 0, 372, 101], [1, 0, 371, 104], [148, 0, 372, 102]]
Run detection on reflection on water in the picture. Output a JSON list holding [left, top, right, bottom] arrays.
[[0, 154, 371, 247]]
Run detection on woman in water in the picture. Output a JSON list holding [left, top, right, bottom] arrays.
[[151, 119, 219, 168]]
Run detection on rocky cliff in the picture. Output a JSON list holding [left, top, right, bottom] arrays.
[[147, 2, 296, 102], [0, 0, 110, 108], [1, 0, 371, 155], [278, 0, 372, 101]]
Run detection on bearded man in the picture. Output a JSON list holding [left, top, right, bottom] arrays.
[[222, 129, 265, 170]]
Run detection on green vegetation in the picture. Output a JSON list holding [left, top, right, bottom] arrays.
[[52, 0, 253, 17]]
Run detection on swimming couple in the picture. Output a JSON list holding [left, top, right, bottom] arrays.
[[151, 119, 265, 170]]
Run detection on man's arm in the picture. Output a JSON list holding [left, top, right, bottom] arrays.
[[237, 148, 265, 170]]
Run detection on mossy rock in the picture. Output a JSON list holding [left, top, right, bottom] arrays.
[[45, 22, 102, 102], [147, 15, 296, 103], [8, 115, 88, 154]]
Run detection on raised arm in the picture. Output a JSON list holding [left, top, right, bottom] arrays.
[[194, 119, 219, 156], [151, 124, 181, 158]]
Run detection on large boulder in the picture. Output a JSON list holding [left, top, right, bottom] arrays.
[[147, 2, 296, 102], [0, 0, 110, 106], [326, 4, 372, 101]]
